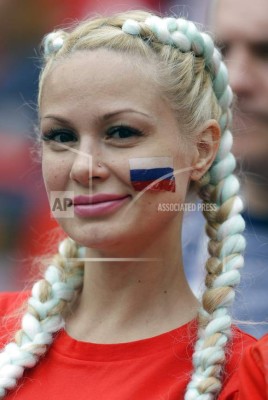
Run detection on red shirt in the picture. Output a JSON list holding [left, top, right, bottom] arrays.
[[0, 292, 256, 400], [238, 334, 268, 400]]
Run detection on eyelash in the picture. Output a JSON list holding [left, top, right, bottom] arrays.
[[218, 42, 268, 61], [106, 125, 145, 140], [42, 128, 77, 143], [41, 125, 145, 144]]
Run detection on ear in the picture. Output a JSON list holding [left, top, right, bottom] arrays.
[[190, 120, 221, 181]]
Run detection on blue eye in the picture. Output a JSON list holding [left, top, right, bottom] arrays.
[[106, 125, 144, 139], [42, 129, 77, 143]]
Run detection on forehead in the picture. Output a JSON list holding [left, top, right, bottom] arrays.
[[214, 0, 268, 41], [40, 49, 161, 117]]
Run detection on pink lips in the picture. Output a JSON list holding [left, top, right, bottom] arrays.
[[72, 193, 130, 217]]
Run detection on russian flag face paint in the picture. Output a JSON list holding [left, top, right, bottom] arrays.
[[129, 157, 176, 192]]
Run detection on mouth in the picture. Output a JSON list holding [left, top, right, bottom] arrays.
[[72, 193, 130, 205], [72, 194, 131, 217]]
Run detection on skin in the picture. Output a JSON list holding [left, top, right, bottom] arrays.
[[40, 49, 220, 343], [213, 0, 268, 215]]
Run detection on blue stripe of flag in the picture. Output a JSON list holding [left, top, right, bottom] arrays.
[[130, 167, 174, 181]]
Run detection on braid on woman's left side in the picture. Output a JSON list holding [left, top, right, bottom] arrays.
[[185, 77, 245, 399], [0, 238, 84, 398], [121, 16, 245, 399]]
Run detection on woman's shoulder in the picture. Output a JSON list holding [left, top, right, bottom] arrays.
[[218, 326, 257, 399], [250, 332, 268, 357], [242, 333, 268, 382], [236, 333, 268, 400], [226, 325, 257, 370], [231, 325, 257, 348]]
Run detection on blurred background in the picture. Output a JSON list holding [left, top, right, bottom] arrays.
[[0, 0, 211, 291]]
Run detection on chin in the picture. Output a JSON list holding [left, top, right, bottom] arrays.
[[61, 221, 125, 250]]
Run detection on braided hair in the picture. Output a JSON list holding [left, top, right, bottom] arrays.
[[0, 11, 245, 399]]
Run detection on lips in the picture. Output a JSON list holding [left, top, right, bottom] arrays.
[[71, 193, 131, 217], [72, 193, 130, 205]]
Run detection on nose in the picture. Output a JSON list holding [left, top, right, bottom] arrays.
[[226, 46, 255, 98], [69, 140, 109, 187]]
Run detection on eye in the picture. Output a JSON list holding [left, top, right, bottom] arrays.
[[217, 42, 229, 58], [106, 125, 144, 140], [252, 42, 268, 61], [42, 128, 77, 144]]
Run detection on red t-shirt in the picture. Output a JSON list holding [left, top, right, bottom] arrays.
[[0, 292, 256, 400], [238, 334, 268, 400]]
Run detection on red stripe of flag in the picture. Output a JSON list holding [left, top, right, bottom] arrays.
[[132, 179, 175, 192]]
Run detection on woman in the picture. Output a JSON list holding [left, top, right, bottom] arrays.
[[0, 10, 255, 399]]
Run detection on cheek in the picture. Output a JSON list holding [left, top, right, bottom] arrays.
[[108, 156, 133, 186], [42, 153, 71, 192], [129, 156, 176, 193]]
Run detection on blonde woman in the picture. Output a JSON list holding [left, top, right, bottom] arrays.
[[0, 10, 255, 399]]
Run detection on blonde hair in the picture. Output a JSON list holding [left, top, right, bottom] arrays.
[[0, 10, 245, 399]]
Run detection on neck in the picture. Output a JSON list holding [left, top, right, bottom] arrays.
[[65, 220, 199, 343]]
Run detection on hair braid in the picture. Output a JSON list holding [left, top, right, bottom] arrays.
[[0, 238, 84, 398], [184, 53, 245, 400], [120, 15, 245, 399]]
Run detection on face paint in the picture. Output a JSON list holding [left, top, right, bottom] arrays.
[[129, 157, 176, 192]]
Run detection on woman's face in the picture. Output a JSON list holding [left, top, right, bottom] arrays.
[[40, 49, 197, 251]]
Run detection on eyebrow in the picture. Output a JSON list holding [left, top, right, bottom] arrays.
[[103, 109, 153, 120], [41, 109, 154, 124]]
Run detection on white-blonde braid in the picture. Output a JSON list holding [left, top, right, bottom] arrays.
[[121, 16, 245, 399], [0, 238, 84, 398]]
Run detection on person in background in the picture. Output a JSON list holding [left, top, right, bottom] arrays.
[[210, 0, 268, 337], [183, 0, 268, 337]]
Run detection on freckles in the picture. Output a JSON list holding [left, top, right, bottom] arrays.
[[42, 159, 70, 189], [43, 172, 61, 191]]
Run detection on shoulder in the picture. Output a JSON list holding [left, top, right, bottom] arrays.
[[229, 325, 257, 354], [237, 334, 268, 400], [243, 333, 268, 377], [218, 326, 257, 400], [224, 325, 257, 381], [249, 333, 268, 362]]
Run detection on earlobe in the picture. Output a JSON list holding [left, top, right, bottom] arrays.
[[190, 120, 221, 181]]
